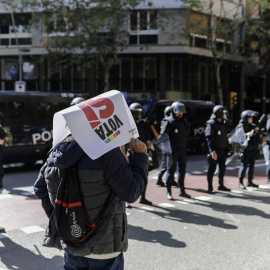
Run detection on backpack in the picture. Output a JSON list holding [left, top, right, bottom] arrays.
[[54, 166, 111, 243]]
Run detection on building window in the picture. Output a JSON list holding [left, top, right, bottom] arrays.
[[120, 57, 156, 92], [129, 10, 158, 45], [0, 13, 32, 47]]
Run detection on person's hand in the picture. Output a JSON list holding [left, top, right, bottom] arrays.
[[129, 138, 147, 154], [247, 131, 254, 137], [211, 150, 217, 160], [0, 139, 4, 145]]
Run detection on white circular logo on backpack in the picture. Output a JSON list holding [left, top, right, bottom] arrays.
[[71, 224, 82, 238]]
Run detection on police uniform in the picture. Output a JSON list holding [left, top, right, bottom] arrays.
[[135, 119, 152, 204], [136, 119, 151, 147], [237, 121, 260, 188], [160, 115, 190, 197], [205, 118, 230, 192], [0, 112, 5, 188]]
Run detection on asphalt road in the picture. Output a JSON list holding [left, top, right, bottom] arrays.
[[0, 156, 270, 270]]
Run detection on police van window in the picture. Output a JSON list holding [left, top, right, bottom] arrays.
[[55, 102, 70, 112], [0, 102, 8, 122], [8, 101, 25, 119], [37, 102, 53, 119]]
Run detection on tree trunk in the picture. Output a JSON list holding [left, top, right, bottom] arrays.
[[103, 66, 110, 93], [214, 61, 224, 105]]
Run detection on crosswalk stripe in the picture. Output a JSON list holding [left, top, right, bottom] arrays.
[[158, 203, 175, 208], [20, 226, 44, 234], [0, 194, 13, 199], [195, 196, 212, 201]]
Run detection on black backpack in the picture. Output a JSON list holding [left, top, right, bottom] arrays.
[[54, 166, 111, 243]]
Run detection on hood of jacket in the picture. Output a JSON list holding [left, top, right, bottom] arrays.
[[49, 139, 85, 169]]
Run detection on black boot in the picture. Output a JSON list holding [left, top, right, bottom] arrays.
[[166, 187, 173, 200], [247, 180, 258, 188], [179, 187, 191, 198], [156, 175, 165, 187], [0, 227, 5, 233], [239, 179, 246, 189], [207, 182, 215, 194], [0, 177, 3, 189]]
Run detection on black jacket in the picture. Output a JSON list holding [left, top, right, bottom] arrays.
[[34, 138, 148, 256], [205, 119, 229, 152], [160, 116, 189, 150]]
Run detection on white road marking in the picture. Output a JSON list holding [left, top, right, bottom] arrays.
[[183, 199, 196, 203], [20, 226, 44, 234], [138, 207, 154, 211], [14, 186, 34, 193], [176, 201, 189, 205], [195, 196, 212, 201], [158, 203, 175, 208], [0, 233, 8, 239], [231, 190, 243, 194], [259, 185, 270, 189], [21, 192, 34, 196], [0, 194, 13, 199]]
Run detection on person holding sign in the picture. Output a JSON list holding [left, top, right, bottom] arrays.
[[34, 91, 148, 270]]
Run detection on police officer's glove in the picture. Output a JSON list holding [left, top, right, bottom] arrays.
[[207, 154, 217, 165]]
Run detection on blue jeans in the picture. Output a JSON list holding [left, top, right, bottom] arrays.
[[63, 253, 124, 270]]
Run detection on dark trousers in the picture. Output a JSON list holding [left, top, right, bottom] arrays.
[[64, 252, 124, 270], [238, 150, 256, 182], [0, 147, 4, 178], [207, 150, 226, 189], [157, 152, 170, 179], [165, 148, 186, 189]]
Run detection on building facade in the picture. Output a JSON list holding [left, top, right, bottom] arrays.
[[0, 0, 259, 117]]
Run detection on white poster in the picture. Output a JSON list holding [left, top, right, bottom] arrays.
[[53, 90, 139, 159]]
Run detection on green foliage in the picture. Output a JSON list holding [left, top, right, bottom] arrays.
[[19, 0, 144, 90]]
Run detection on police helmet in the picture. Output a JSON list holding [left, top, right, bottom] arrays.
[[211, 105, 228, 120], [171, 102, 186, 116], [70, 97, 85, 106], [240, 110, 258, 123], [164, 106, 172, 117], [129, 102, 144, 120]]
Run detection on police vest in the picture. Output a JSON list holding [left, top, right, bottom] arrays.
[[163, 116, 189, 149], [205, 119, 229, 150]]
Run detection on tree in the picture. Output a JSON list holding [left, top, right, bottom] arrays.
[[171, 0, 245, 105], [245, 1, 270, 71], [20, 0, 144, 93]]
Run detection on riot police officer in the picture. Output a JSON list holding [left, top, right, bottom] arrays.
[[237, 110, 261, 188], [205, 105, 231, 193], [129, 102, 153, 205], [0, 111, 6, 189], [70, 97, 85, 106], [156, 106, 172, 186], [160, 101, 191, 200]]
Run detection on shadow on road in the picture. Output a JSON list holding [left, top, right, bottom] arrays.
[[0, 236, 63, 270], [152, 205, 238, 230], [128, 224, 186, 248]]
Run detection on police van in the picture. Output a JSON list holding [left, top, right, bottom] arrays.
[[137, 99, 215, 153], [0, 91, 88, 164]]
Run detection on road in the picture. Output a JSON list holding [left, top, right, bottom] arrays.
[[1, 155, 270, 270]]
